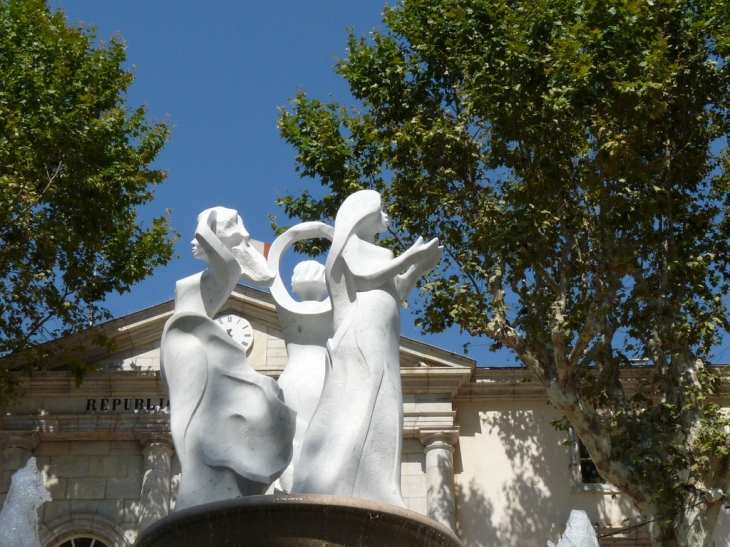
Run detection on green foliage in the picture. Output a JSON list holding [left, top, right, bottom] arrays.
[[0, 0, 175, 403], [278, 0, 730, 544]]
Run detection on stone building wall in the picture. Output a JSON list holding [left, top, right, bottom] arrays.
[[1, 286, 470, 546], [401, 439, 428, 515], [36, 441, 143, 545], [22, 438, 438, 546]]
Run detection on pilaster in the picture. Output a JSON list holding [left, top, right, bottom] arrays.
[[419, 427, 460, 533], [136, 434, 174, 532], [0, 431, 40, 500]]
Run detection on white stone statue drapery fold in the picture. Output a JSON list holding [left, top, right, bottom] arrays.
[[160, 207, 296, 511], [291, 190, 443, 507]]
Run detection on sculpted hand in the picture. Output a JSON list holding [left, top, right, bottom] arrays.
[[408, 236, 441, 264], [422, 243, 443, 272], [395, 239, 442, 301]]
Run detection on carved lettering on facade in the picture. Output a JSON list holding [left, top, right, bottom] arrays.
[[85, 398, 170, 412]]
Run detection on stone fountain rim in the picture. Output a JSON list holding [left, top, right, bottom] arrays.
[[136, 493, 463, 547]]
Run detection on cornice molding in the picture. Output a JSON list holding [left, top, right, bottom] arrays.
[[2, 413, 170, 442], [11, 363, 473, 399], [401, 367, 472, 396], [455, 368, 544, 401], [455, 367, 730, 401], [3, 409, 457, 442]]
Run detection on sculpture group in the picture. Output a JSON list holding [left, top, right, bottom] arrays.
[[161, 190, 442, 511]]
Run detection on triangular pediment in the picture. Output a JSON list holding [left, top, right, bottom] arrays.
[[15, 284, 473, 375], [4, 284, 474, 406]]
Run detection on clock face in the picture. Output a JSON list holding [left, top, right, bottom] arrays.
[[215, 313, 254, 353]]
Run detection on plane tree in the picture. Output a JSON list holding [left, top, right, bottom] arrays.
[[277, 0, 730, 544], [0, 0, 175, 401]]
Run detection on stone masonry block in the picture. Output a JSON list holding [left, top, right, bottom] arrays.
[[405, 496, 427, 516], [70, 441, 111, 456], [122, 499, 141, 525], [106, 476, 142, 499], [401, 461, 425, 476], [402, 440, 424, 454], [70, 500, 101, 515], [35, 442, 71, 457], [126, 455, 144, 478], [49, 456, 89, 478], [401, 474, 426, 498], [43, 477, 67, 500], [110, 441, 143, 455], [97, 499, 125, 525], [66, 478, 106, 500], [267, 354, 287, 368], [89, 456, 128, 478], [42, 500, 72, 525], [401, 453, 425, 464]]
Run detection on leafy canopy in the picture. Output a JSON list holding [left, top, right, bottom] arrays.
[[278, 0, 730, 544], [0, 0, 175, 400]]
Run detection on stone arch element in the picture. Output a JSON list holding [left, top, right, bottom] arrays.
[[40, 514, 130, 547]]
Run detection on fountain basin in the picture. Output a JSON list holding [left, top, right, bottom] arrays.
[[134, 494, 462, 547]]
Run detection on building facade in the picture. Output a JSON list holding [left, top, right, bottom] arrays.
[[1, 285, 728, 546]]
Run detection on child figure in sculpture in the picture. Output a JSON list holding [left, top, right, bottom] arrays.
[[273, 260, 332, 493], [267, 219, 335, 494]]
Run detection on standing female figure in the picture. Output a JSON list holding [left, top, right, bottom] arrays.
[[161, 207, 295, 511], [292, 190, 442, 507]]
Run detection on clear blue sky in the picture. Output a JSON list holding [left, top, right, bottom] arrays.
[[47, 1, 517, 367]]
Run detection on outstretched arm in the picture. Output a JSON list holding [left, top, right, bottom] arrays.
[[343, 236, 441, 292], [395, 244, 443, 301]]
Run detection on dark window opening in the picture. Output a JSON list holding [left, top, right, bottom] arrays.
[[56, 538, 111, 547], [579, 440, 605, 484]]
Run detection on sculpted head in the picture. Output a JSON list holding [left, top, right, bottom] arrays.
[[192, 207, 249, 261], [213, 207, 250, 248], [193, 207, 275, 287], [328, 190, 390, 267], [335, 190, 381, 230], [291, 261, 327, 302]]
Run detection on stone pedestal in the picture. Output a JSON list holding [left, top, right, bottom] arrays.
[[419, 429, 459, 533], [137, 435, 174, 532], [134, 495, 463, 547]]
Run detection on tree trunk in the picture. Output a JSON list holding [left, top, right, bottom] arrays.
[[673, 497, 722, 547], [637, 497, 722, 547], [635, 502, 676, 547]]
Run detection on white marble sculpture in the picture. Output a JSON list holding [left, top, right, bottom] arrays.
[[160, 207, 296, 511], [291, 190, 443, 506], [548, 510, 600, 547], [267, 221, 334, 493], [0, 457, 51, 547]]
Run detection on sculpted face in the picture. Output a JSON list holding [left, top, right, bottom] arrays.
[[191, 238, 207, 261], [379, 211, 390, 231], [359, 210, 390, 239]]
